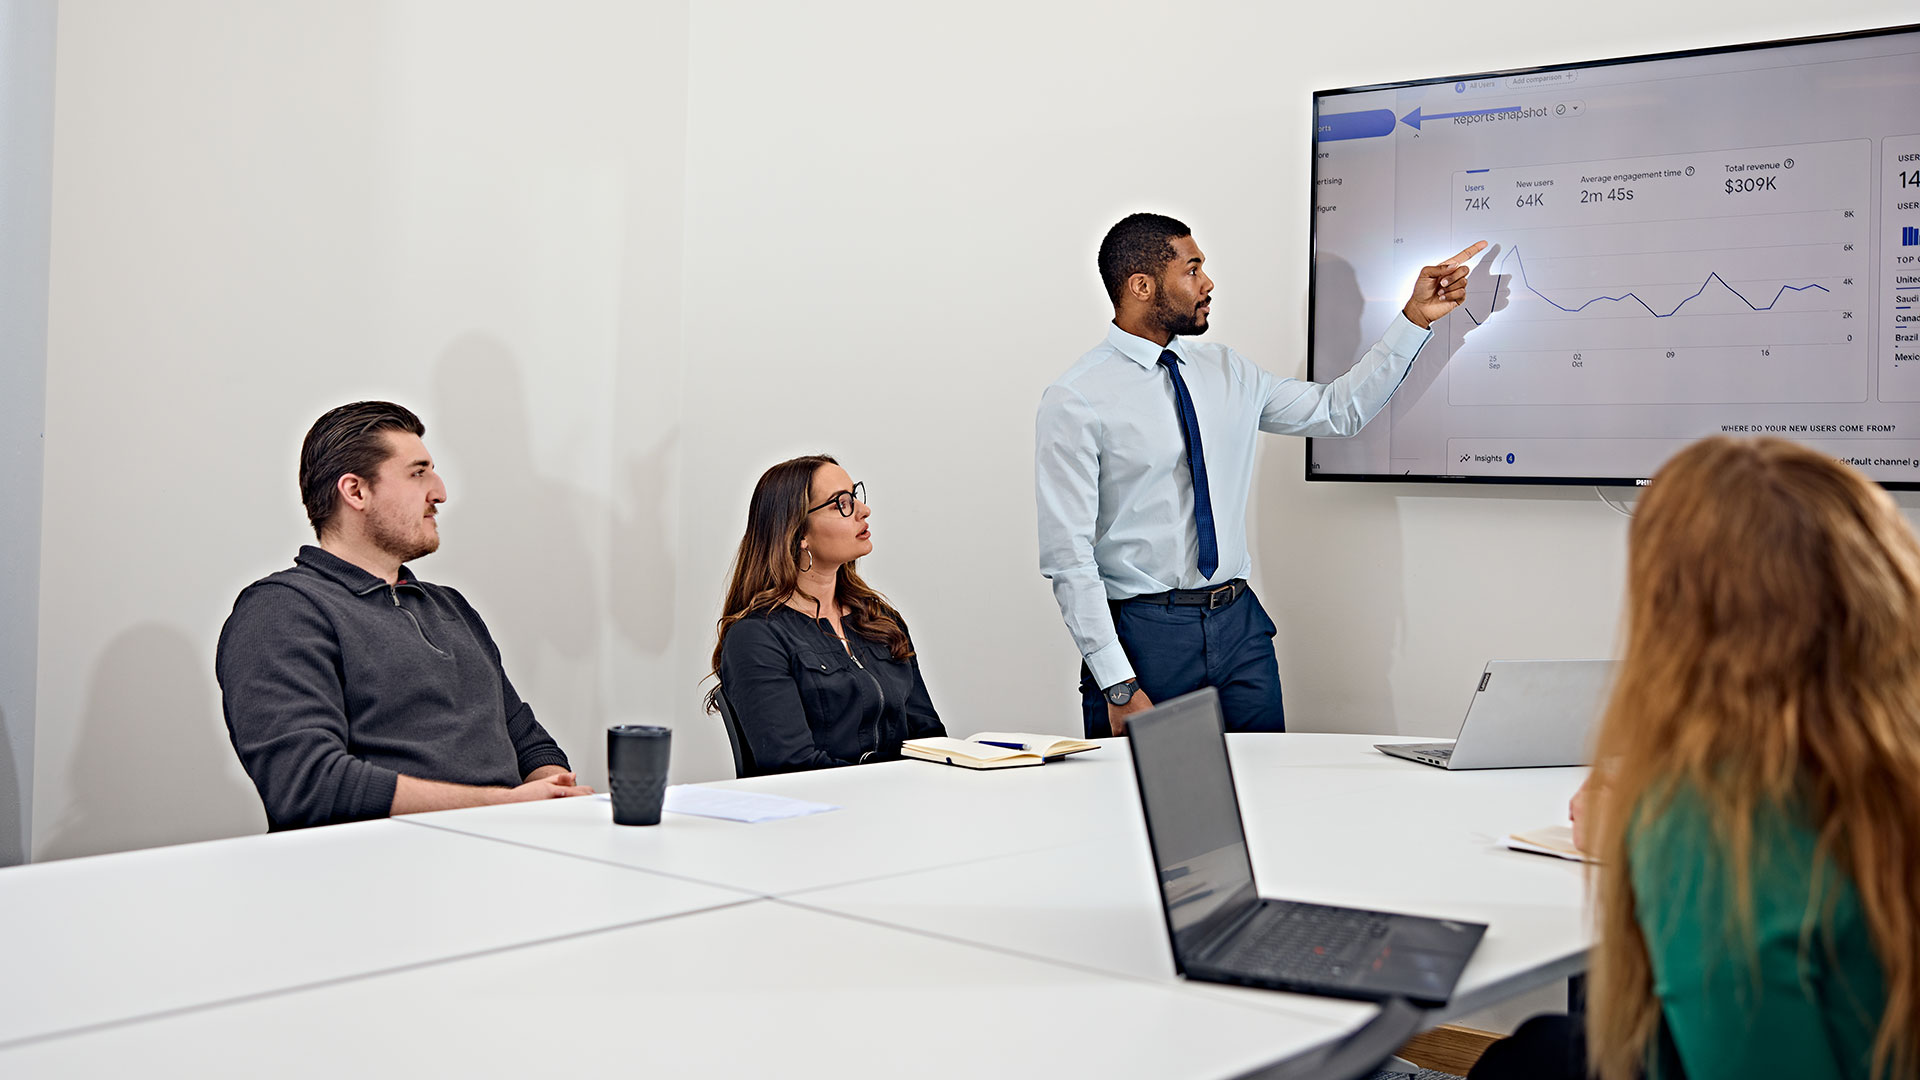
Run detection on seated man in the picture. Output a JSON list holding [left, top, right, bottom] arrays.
[[217, 400, 593, 829]]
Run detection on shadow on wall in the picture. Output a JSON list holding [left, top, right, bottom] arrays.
[[1315, 256, 1364, 386], [610, 427, 678, 656], [39, 623, 265, 861], [432, 335, 611, 779], [1384, 243, 1513, 413], [1255, 254, 1403, 731], [0, 705, 22, 866]]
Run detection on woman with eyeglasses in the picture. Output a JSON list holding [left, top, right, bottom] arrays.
[[706, 455, 945, 773]]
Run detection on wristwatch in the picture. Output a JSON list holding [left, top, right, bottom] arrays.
[[1104, 678, 1140, 706]]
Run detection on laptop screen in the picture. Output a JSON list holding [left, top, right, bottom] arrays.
[[1127, 688, 1261, 959]]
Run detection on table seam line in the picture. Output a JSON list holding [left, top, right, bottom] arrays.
[[396, 820, 1095, 901], [391, 816, 767, 896], [771, 896, 1380, 1029], [0, 896, 769, 1053], [770, 839, 1083, 899]]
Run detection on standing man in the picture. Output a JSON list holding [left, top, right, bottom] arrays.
[[1036, 214, 1482, 736], [217, 400, 593, 829]]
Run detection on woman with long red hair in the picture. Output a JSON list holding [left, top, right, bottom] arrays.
[[1573, 436, 1920, 1079]]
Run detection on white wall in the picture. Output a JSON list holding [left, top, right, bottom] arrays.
[[27, 0, 1918, 868], [32, 0, 689, 859], [0, 0, 57, 868], [670, 0, 1913, 753]]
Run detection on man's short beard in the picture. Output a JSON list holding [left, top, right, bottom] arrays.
[[369, 511, 439, 564], [1151, 293, 1208, 338]]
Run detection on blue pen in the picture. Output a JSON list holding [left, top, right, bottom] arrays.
[[977, 740, 1028, 751]]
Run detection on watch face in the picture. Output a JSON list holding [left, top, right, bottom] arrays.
[[1106, 683, 1134, 705]]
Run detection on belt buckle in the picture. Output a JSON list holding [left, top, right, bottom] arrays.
[[1206, 583, 1235, 610]]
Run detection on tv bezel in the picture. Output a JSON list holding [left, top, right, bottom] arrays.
[[1304, 21, 1920, 490]]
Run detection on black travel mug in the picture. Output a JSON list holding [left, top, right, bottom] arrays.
[[607, 725, 672, 826]]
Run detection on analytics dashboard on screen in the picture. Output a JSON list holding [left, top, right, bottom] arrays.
[[1307, 24, 1920, 487]]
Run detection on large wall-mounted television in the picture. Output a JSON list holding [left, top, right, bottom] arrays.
[[1306, 24, 1920, 487]]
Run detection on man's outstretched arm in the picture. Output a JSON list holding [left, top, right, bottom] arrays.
[[390, 769, 592, 815], [1258, 241, 1488, 437]]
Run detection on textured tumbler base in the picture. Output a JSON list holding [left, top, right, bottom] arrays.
[[610, 774, 667, 826]]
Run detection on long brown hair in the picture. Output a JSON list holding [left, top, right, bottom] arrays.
[[705, 455, 912, 711], [1589, 437, 1920, 1080]]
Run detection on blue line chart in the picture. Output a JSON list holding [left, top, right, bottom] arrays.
[[1461, 246, 1831, 326]]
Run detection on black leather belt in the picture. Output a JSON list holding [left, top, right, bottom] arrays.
[[1124, 579, 1249, 610]]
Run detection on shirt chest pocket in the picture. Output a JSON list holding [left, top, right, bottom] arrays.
[[796, 646, 844, 676], [795, 647, 859, 691], [796, 647, 862, 723], [1106, 405, 1189, 479]]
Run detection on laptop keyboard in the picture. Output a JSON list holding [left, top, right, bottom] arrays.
[[1427, 745, 1453, 759], [1213, 902, 1392, 981]]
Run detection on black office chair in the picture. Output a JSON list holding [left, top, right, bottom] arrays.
[[1230, 996, 1428, 1080], [712, 686, 758, 779]]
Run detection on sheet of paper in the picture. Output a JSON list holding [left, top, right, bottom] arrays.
[[657, 785, 840, 824]]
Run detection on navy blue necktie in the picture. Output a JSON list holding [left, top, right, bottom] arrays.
[[1158, 350, 1219, 579]]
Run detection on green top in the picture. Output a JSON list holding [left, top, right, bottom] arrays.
[[1630, 786, 1888, 1080]]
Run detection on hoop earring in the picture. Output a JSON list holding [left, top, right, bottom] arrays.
[[799, 549, 813, 573]]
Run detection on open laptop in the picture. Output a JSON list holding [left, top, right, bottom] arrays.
[[1128, 688, 1485, 1007], [1375, 659, 1615, 770]]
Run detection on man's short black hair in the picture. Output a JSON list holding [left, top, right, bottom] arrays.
[[1097, 212, 1191, 304], [299, 401, 425, 539]]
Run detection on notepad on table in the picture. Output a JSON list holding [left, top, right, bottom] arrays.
[[900, 733, 1099, 770], [1504, 824, 1592, 863]]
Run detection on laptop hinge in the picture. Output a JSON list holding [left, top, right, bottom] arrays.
[[1194, 894, 1266, 963]]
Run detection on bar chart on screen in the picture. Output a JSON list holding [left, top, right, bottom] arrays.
[[1884, 133, 1920, 401], [1444, 139, 1870, 407]]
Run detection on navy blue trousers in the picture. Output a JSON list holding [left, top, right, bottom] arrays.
[[1079, 587, 1286, 738]]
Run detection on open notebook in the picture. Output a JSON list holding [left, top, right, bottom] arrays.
[[901, 733, 1099, 770], [1504, 825, 1591, 863]]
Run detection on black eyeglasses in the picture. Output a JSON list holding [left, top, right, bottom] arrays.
[[807, 481, 866, 518]]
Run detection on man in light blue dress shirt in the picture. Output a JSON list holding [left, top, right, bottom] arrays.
[[1036, 213, 1483, 737]]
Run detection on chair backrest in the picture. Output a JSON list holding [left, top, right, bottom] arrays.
[[712, 686, 756, 779]]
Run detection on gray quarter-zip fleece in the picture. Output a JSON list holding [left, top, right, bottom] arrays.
[[216, 545, 571, 830]]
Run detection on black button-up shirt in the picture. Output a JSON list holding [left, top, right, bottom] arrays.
[[718, 605, 944, 772]]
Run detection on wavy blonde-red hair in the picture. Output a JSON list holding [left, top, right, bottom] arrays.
[[1589, 437, 1920, 1080]]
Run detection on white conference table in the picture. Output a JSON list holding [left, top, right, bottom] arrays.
[[788, 736, 1590, 1024], [0, 734, 1590, 1077], [0, 818, 751, 1048], [0, 903, 1353, 1079], [399, 748, 1129, 895]]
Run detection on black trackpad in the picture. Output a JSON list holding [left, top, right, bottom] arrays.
[[1375, 945, 1465, 998]]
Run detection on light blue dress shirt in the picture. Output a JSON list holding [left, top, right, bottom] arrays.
[[1035, 314, 1432, 689]]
